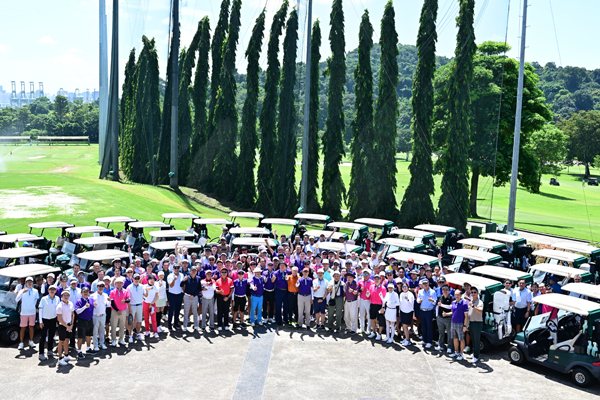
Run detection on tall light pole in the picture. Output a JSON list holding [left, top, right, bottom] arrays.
[[507, 0, 528, 233], [169, 0, 179, 188], [299, 0, 313, 211]]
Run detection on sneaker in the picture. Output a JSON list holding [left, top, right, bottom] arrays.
[[136, 333, 143, 340], [401, 339, 410, 346], [376, 334, 382, 341], [39, 354, 47, 361], [111, 340, 117, 347], [77, 351, 85, 360], [447, 348, 453, 354], [128, 336, 133, 343], [224, 326, 229, 331], [425, 343, 432, 349], [463, 346, 471, 353], [119, 340, 126, 346], [434, 346, 443, 351], [450, 352, 457, 358], [251, 323, 255, 327], [457, 354, 463, 361], [87, 349, 97, 355], [29, 340, 36, 348], [145, 331, 150, 336], [101, 344, 107, 350], [18, 342, 24, 350], [368, 332, 376, 339], [48, 351, 57, 357], [473, 357, 479, 364], [154, 333, 159, 339], [270, 318, 276, 323], [58, 358, 68, 366], [93, 346, 100, 352], [218, 327, 223, 331], [387, 338, 393, 344], [417, 341, 425, 346], [418, 335, 423, 340], [157, 326, 163, 333], [64, 355, 76, 362]]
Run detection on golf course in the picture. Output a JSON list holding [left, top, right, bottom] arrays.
[[1, 144, 598, 242]]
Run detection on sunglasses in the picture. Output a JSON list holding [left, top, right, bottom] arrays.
[[471, 291, 478, 294]]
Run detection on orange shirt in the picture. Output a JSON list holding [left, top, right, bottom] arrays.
[[287, 275, 299, 293], [215, 277, 233, 296]]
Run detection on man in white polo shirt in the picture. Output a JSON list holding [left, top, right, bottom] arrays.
[[90, 281, 109, 351], [127, 273, 145, 342], [16, 276, 39, 351], [38, 284, 58, 360]]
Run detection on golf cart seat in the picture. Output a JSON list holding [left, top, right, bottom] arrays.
[[549, 330, 583, 353]]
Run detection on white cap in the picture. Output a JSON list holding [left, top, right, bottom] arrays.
[[253, 267, 262, 273]]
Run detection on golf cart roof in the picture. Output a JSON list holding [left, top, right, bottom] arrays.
[[66, 226, 113, 235], [532, 249, 587, 264], [73, 236, 125, 246], [386, 252, 438, 266], [529, 263, 582, 277], [193, 218, 232, 225], [161, 213, 199, 220], [294, 213, 330, 222], [327, 222, 367, 231], [128, 221, 171, 229], [28, 221, 74, 230], [0, 233, 43, 243], [458, 238, 505, 250], [148, 230, 194, 239], [414, 224, 457, 234], [562, 283, 600, 301], [95, 216, 137, 224], [0, 247, 48, 259], [76, 250, 129, 262], [354, 218, 394, 228], [229, 212, 264, 219], [315, 242, 362, 253], [533, 293, 600, 316], [449, 249, 503, 263], [390, 228, 434, 239], [480, 232, 525, 244], [0, 264, 61, 278], [471, 265, 531, 282], [553, 241, 599, 256], [260, 218, 298, 226], [443, 272, 500, 290], [149, 240, 203, 251], [232, 238, 278, 247], [229, 227, 271, 235], [376, 238, 425, 251], [304, 230, 348, 241]]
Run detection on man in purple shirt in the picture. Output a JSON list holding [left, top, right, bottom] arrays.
[[262, 261, 276, 323], [344, 272, 359, 334], [249, 267, 265, 326], [232, 272, 247, 328], [296, 268, 313, 330], [448, 290, 469, 360], [74, 287, 95, 359], [273, 261, 289, 325]]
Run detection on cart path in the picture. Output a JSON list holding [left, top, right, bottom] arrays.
[[232, 327, 276, 400]]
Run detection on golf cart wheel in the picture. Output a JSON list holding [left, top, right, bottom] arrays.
[[571, 368, 592, 388], [479, 337, 490, 354], [508, 346, 524, 365], [3, 327, 19, 345]]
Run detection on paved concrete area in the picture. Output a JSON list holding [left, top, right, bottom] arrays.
[[1, 324, 598, 400]]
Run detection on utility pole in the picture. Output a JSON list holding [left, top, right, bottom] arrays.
[[507, 0, 528, 233], [299, 0, 313, 211], [169, 0, 179, 189], [99, 0, 108, 164]]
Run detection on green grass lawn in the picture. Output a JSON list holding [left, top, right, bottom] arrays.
[[1, 144, 599, 242]]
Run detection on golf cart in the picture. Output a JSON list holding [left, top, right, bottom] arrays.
[[529, 263, 594, 286], [354, 218, 395, 240], [161, 212, 199, 227], [563, 283, 600, 301], [228, 212, 264, 226], [0, 233, 47, 251], [229, 227, 273, 238], [457, 238, 506, 255], [231, 238, 279, 253], [386, 252, 439, 269], [532, 249, 588, 269], [128, 221, 172, 252], [444, 273, 514, 352], [294, 213, 332, 228], [148, 230, 195, 242], [314, 241, 363, 256], [554, 241, 600, 266], [376, 238, 426, 261], [28, 221, 75, 260], [447, 249, 503, 273], [65, 226, 114, 242], [471, 265, 534, 285], [0, 264, 61, 344], [73, 236, 125, 252], [149, 240, 203, 260], [549, 177, 560, 186], [259, 218, 302, 239], [304, 230, 349, 243], [75, 249, 129, 271], [325, 222, 369, 248], [415, 224, 460, 255], [508, 294, 600, 387], [192, 218, 234, 242], [389, 228, 438, 256], [588, 178, 598, 186], [0, 247, 49, 268], [95, 216, 137, 230], [480, 232, 531, 267]]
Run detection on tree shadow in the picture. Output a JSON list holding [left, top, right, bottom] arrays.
[[518, 222, 573, 230], [535, 192, 576, 201]]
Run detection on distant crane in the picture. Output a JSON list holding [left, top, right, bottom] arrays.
[[29, 82, 35, 102], [39, 82, 44, 98], [20, 81, 27, 106], [58, 88, 65, 97], [10, 81, 18, 108], [75, 88, 84, 102]]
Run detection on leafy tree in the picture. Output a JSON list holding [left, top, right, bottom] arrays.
[[399, 0, 438, 227], [560, 110, 600, 178], [236, 10, 265, 208], [371, 0, 399, 221], [256, 0, 288, 213], [212, 0, 242, 201], [436, 0, 476, 232], [54, 95, 69, 122], [321, 0, 346, 220], [119, 49, 137, 181], [528, 124, 567, 186], [274, 9, 299, 217], [347, 10, 375, 220], [188, 17, 211, 190]]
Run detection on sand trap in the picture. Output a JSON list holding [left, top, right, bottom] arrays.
[[0, 186, 87, 219], [28, 156, 46, 159]]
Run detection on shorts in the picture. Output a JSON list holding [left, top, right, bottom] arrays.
[[20, 315, 35, 327], [314, 298, 326, 314], [514, 307, 528, 326], [400, 311, 413, 325], [78, 318, 93, 337], [130, 304, 143, 323], [156, 297, 167, 308], [233, 296, 246, 312], [370, 304, 385, 325], [58, 325, 70, 341], [450, 322, 465, 341]]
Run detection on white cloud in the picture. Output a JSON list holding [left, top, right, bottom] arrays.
[[0, 44, 8, 53], [68, 48, 83, 53], [38, 35, 58, 45], [52, 52, 86, 67]]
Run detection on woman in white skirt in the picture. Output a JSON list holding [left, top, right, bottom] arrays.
[[399, 282, 415, 346], [155, 271, 167, 332], [381, 283, 400, 343]]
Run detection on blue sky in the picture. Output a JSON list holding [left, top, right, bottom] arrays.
[[1, 0, 598, 95]]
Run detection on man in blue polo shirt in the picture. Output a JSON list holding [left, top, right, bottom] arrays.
[[416, 278, 438, 349], [273, 261, 289, 326], [262, 261, 276, 323]]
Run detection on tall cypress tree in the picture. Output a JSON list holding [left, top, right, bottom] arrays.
[[347, 10, 375, 220], [236, 10, 266, 208], [437, 0, 476, 232], [212, 0, 242, 201], [321, 0, 346, 220], [189, 18, 211, 190], [255, 0, 288, 213], [274, 9, 299, 217], [119, 49, 136, 181], [372, 0, 400, 221], [299, 19, 322, 213], [399, 0, 438, 227]]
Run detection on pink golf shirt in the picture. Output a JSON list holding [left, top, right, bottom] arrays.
[[368, 282, 387, 305], [358, 279, 372, 301], [109, 287, 130, 311]]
